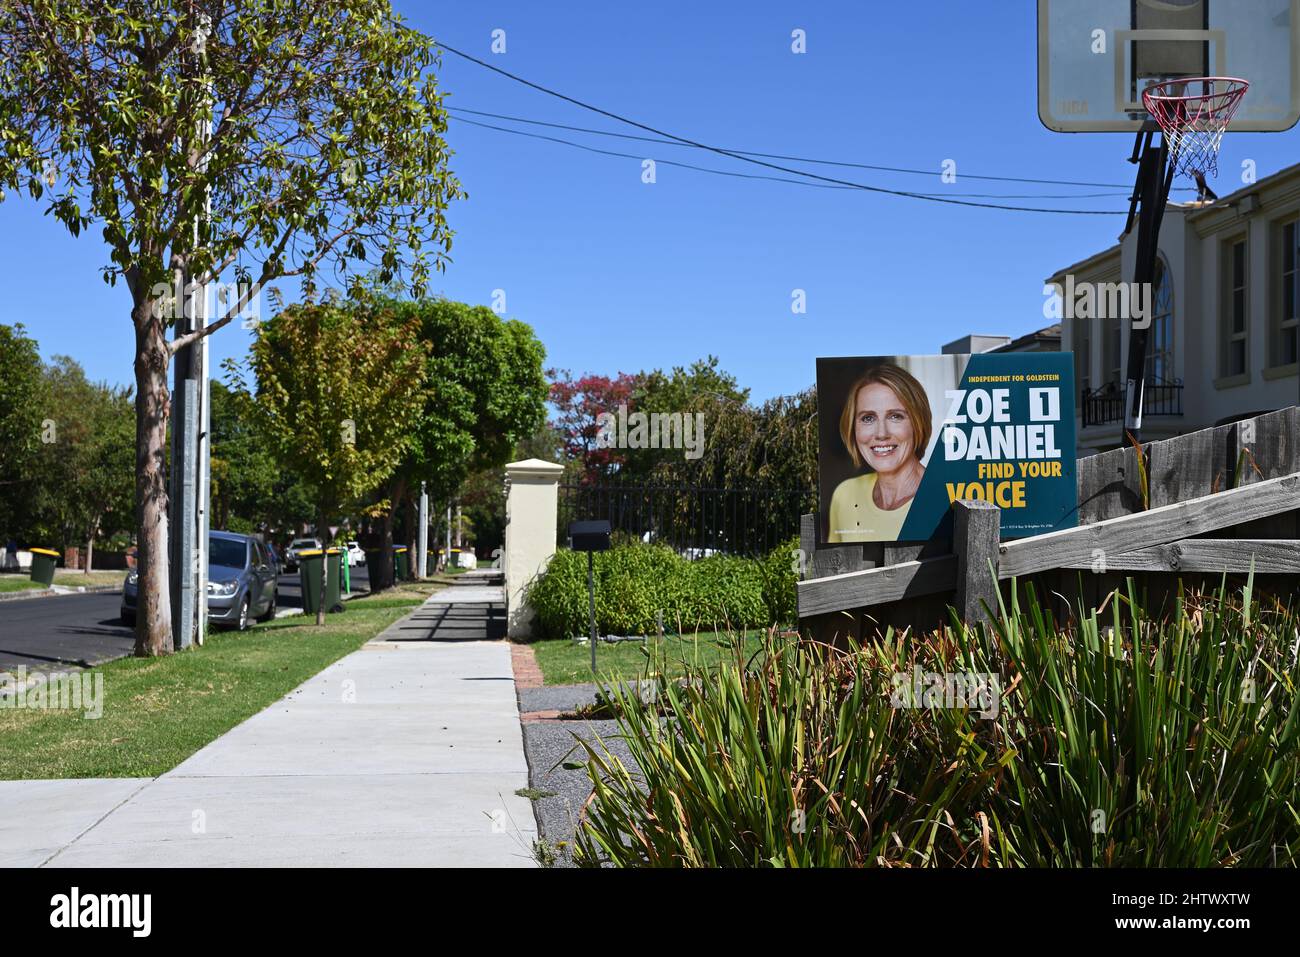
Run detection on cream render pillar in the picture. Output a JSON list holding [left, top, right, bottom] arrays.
[[503, 458, 564, 639]]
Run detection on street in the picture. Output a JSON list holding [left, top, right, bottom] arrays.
[[0, 564, 370, 672]]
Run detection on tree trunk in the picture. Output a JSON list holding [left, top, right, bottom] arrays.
[[375, 474, 404, 592], [85, 516, 99, 574], [133, 300, 172, 656]]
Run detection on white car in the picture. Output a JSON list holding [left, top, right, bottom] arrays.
[[345, 542, 365, 566]]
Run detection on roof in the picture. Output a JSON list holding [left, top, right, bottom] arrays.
[[1044, 244, 1123, 285], [991, 323, 1062, 353]]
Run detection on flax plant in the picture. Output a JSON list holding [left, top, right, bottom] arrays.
[[572, 575, 1300, 867]]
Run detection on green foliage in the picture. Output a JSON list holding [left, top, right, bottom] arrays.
[[209, 380, 313, 533], [0, 323, 43, 534], [369, 294, 548, 505], [759, 536, 800, 627], [25, 356, 134, 552], [226, 298, 428, 539], [574, 579, 1300, 867], [526, 542, 788, 641], [0, 1, 464, 301]]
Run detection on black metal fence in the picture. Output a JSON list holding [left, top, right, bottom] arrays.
[[1081, 379, 1184, 428], [557, 482, 812, 558]]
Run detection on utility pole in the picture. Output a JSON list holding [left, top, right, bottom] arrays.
[[417, 481, 429, 578], [171, 13, 213, 651]]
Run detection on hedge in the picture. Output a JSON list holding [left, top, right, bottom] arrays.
[[524, 537, 800, 641]]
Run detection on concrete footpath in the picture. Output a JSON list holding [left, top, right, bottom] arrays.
[[1, 578, 537, 867]]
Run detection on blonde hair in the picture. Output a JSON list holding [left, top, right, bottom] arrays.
[[837, 363, 932, 469]]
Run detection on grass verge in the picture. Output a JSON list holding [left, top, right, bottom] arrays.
[[52, 570, 128, 588], [529, 630, 770, 685], [0, 577, 44, 593], [0, 581, 435, 780]]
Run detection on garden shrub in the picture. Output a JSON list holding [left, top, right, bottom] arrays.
[[759, 535, 800, 627], [525, 540, 778, 641]]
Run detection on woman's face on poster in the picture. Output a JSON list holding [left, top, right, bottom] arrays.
[[853, 382, 916, 475]]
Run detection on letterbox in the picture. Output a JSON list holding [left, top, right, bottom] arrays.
[[568, 520, 612, 553]]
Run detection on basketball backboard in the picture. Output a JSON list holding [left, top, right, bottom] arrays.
[[1038, 0, 1300, 132]]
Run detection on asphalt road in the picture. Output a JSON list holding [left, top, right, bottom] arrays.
[[0, 563, 371, 673], [0, 591, 133, 672]]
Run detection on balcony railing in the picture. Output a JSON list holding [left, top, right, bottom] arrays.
[[1081, 378, 1183, 428]]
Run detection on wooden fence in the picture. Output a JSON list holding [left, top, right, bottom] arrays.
[[797, 406, 1300, 639]]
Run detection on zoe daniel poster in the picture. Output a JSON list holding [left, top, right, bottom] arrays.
[[816, 353, 1078, 546]]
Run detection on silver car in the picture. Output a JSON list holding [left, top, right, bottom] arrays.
[[120, 531, 277, 630]]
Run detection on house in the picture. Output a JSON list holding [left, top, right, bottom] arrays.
[[1048, 163, 1300, 456]]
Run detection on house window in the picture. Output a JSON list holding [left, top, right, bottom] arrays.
[[1145, 257, 1175, 382], [1222, 237, 1248, 378], [1280, 221, 1300, 366]]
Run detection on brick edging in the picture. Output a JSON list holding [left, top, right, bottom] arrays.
[[510, 641, 544, 689], [511, 641, 566, 722]]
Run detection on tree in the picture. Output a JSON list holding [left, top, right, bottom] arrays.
[[619, 355, 749, 483], [209, 379, 313, 534], [0, 323, 43, 538], [368, 296, 548, 580], [227, 297, 427, 623], [548, 369, 641, 485], [0, 2, 463, 654], [30, 358, 135, 567]]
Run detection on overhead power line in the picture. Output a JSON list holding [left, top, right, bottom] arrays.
[[447, 105, 1179, 192], [431, 40, 1126, 216], [449, 114, 1133, 200]]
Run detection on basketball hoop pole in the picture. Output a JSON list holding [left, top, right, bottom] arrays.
[[1121, 129, 1178, 446]]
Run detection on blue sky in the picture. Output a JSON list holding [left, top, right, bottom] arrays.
[[4, 0, 1300, 402]]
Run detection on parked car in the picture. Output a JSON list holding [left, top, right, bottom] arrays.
[[345, 541, 365, 566], [120, 531, 278, 630], [284, 537, 321, 572]]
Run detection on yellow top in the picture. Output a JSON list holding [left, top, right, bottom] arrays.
[[29, 547, 60, 557], [827, 474, 913, 542]]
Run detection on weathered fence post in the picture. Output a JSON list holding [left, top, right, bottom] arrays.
[[954, 500, 1001, 625], [799, 513, 873, 580]]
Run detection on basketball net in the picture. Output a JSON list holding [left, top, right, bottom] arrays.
[[1142, 77, 1250, 182]]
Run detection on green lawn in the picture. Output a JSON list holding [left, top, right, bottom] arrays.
[[53, 569, 127, 588], [0, 581, 437, 780], [529, 630, 772, 685], [0, 569, 125, 592], [0, 577, 43, 593]]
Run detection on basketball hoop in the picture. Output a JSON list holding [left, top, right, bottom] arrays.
[[1142, 77, 1250, 181]]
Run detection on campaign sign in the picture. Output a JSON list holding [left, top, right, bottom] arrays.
[[816, 353, 1077, 545]]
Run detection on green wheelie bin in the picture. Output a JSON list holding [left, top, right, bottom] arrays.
[[393, 545, 409, 581], [29, 547, 59, 587], [300, 548, 344, 615], [325, 548, 344, 611]]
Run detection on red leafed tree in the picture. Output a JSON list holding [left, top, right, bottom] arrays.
[[547, 368, 640, 485]]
